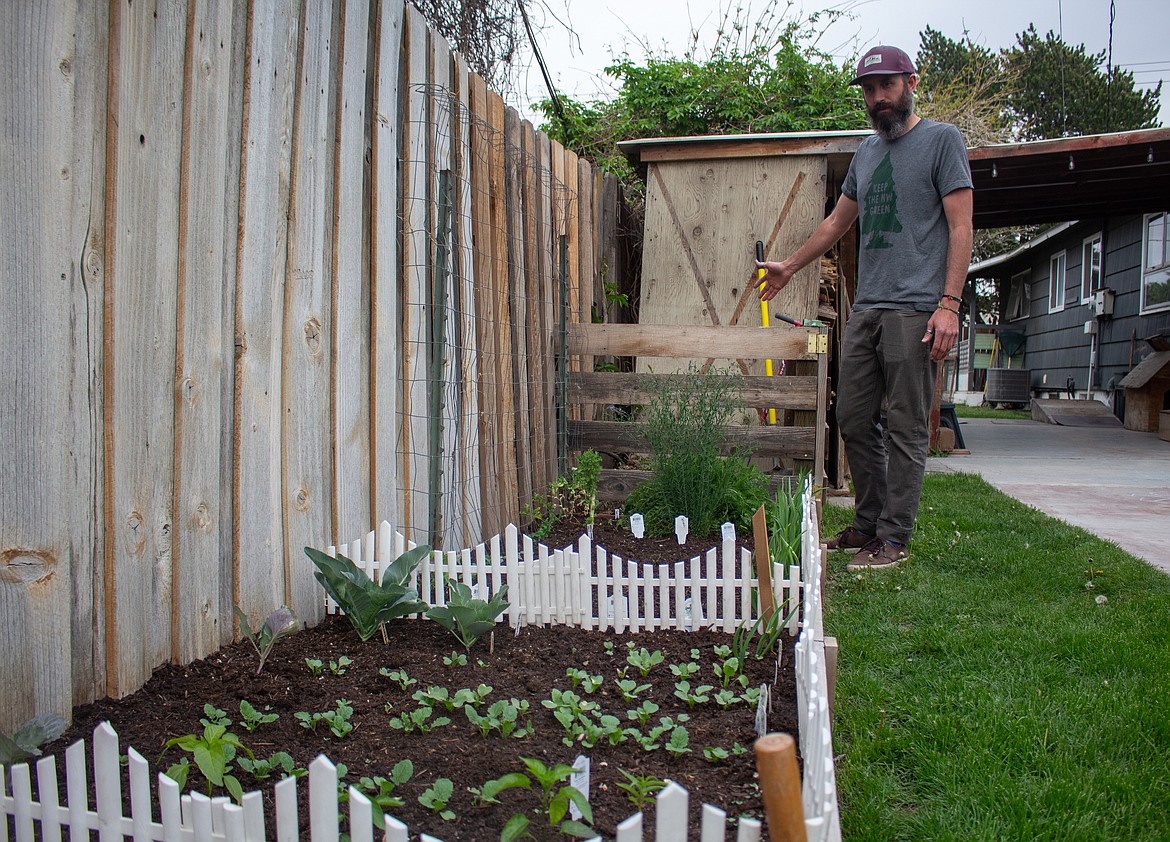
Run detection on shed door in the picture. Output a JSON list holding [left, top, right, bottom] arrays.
[[638, 154, 827, 373]]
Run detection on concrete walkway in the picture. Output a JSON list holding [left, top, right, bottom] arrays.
[[927, 417, 1170, 573]]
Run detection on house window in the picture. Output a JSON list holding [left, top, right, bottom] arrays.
[[1142, 212, 1170, 314], [1006, 270, 1029, 321], [1048, 251, 1066, 313], [1081, 233, 1102, 303]]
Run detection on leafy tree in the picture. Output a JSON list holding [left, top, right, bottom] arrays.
[[536, 2, 866, 192], [1003, 25, 1161, 139], [915, 27, 1014, 146]]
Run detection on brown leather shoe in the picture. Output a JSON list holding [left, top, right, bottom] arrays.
[[847, 540, 908, 572], [825, 526, 876, 553]]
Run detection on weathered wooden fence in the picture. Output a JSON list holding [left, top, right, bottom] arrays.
[[0, 0, 620, 732]]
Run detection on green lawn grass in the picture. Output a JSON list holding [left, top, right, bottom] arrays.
[[821, 473, 1170, 841], [951, 403, 1032, 421]]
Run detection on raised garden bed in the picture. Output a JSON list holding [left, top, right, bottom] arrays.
[[42, 517, 798, 841]]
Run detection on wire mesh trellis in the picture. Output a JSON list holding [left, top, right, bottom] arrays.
[[399, 84, 580, 551]]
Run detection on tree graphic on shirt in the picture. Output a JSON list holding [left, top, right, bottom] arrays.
[[862, 151, 902, 249]]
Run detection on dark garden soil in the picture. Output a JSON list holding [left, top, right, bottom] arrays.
[[46, 515, 797, 841]]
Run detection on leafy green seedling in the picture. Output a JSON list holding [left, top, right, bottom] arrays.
[[234, 606, 298, 675], [713, 644, 732, 660], [305, 658, 324, 677], [690, 648, 702, 660], [670, 661, 700, 679], [294, 699, 354, 739], [703, 746, 730, 763], [305, 544, 430, 642], [379, 667, 417, 691], [732, 742, 749, 756], [239, 700, 278, 731], [626, 700, 660, 727], [200, 704, 231, 728], [443, 651, 468, 667], [238, 751, 304, 781], [665, 725, 691, 757], [388, 706, 450, 733], [486, 757, 594, 841], [626, 647, 664, 677], [465, 698, 531, 738], [328, 656, 352, 675], [715, 657, 741, 686], [161, 721, 254, 802], [615, 769, 666, 810], [427, 579, 510, 652], [0, 714, 67, 766], [602, 641, 615, 656], [419, 777, 456, 820], [673, 681, 714, 708], [713, 689, 739, 708], [616, 678, 651, 702], [565, 668, 602, 693], [357, 759, 413, 825]]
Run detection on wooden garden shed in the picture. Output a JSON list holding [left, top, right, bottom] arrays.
[[618, 132, 870, 486]]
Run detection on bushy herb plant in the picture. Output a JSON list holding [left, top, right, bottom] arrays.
[[480, 757, 594, 840], [623, 365, 769, 537]]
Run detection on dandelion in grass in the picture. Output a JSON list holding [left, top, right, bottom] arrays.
[[1096, 594, 1108, 605]]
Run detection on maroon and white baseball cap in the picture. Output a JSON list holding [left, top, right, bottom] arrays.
[[850, 45, 917, 85]]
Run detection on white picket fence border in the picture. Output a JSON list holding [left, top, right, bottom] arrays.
[[2, 486, 839, 842], [325, 521, 803, 636]]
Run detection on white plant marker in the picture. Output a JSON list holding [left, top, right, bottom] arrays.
[[675, 515, 689, 544], [721, 521, 736, 542], [630, 513, 645, 539], [569, 755, 591, 820]]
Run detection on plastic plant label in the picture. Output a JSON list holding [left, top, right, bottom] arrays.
[[630, 513, 645, 539], [721, 522, 736, 542], [570, 755, 591, 820], [675, 515, 689, 545]]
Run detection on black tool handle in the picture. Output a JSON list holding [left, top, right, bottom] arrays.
[[755, 240, 764, 263]]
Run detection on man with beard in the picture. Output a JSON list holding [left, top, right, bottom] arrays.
[[756, 45, 973, 570]]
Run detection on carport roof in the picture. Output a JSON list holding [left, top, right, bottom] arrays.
[[967, 128, 1170, 228]]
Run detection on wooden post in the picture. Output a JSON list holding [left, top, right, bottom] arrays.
[[755, 732, 807, 842], [752, 504, 775, 621]]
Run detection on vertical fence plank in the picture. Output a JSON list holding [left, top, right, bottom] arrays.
[[234, 0, 300, 627], [520, 119, 548, 503], [158, 772, 182, 842], [740, 549, 753, 624], [281, 0, 337, 628], [701, 803, 727, 842], [612, 556, 627, 634], [65, 740, 88, 842], [333, 0, 372, 543], [35, 755, 62, 842], [371, 0, 404, 535], [505, 108, 534, 515], [656, 781, 690, 841], [451, 54, 481, 546], [399, 3, 431, 543], [172, 0, 238, 666], [578, 534, 592, 629], [535, 130, 557, 491], [103, 0, 187, 698], [467, 72, 500, 537], [274, 773, 298, 842], [615, 811, 643, 842], [11, 762, 33, 841], [596, 548, 609, 631], [487, 89, 519, 528], [309, 756, 340, 842], [94, 723, 123, 842], [128, 747, 151, 841]]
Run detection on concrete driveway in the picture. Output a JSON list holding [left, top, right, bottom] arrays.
[[928, 417, 1170, 573]]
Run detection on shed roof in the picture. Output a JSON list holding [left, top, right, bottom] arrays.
[[1118, 350, 1170, 389]]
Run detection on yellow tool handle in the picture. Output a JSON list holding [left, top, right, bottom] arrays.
[[756, 241, 776, 425]]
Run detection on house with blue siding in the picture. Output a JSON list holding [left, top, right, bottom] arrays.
[[957, 129, 1170, 429]]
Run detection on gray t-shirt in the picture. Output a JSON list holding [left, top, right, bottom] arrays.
[[841, 118, 972, 311]]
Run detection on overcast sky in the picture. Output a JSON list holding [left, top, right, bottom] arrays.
[[514, 0, 1169, 127]]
